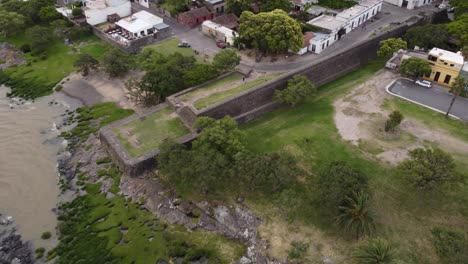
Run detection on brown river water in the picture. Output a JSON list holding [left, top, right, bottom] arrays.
[[0, 86, 81, 249]]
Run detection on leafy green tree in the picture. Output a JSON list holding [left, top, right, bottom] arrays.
[[140, 66, 178, 101], [226, 0, 250, 17], [377, 38, 407, 58], [315, 161, 369, 211], [446, 14, 468, 47], [384, 110, 404, 132], [431, 227, 468, 264], [212, 49, 241, 73], [39, 5, 61, 22], [74, 54, 99, 76], [26, 25, 52, 54], [0, 10, 25, 37], [72, 7, 84, 18], [100, 49, 132, 77], [275, 75, 316, 106], [403, 24, 450, 50], [399, 57, 431, 79], [336, 191, 375, 239], [260, 0, 292, 12], [193, 116, 246, 159], [317, 0, 356, 9], [446, 76, 467, 117], [239, 10, 303, 53], [397, 147, 462, 189], [352, 238, 396, 264], [234, 152, 300, 193], [183, 64, 218, 87]]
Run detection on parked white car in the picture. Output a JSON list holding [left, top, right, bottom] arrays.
[[415, 80, 432, 88]]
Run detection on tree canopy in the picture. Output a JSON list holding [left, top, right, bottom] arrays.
[[260, 0, 292, 12], [275, 74, 316, 106], [397, 147, 462, 189], [403, 24, 450, 50], [239, 10, 303, 53], [399, 57, 431, 79], [226, 0, 250, 17], [212, 49, 241, 73], [100, 49, 132, 77], [26, 25, 52, 54], [0, 10, 25, 37], [74, 54, 99, 76], [377, 38, 407, 58]]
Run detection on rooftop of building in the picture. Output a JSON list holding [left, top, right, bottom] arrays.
[[116, 11, 164, 33], [357, 0, 382, 8], [205, 0, 224, 4], [303, 32, 315, 47], [336, 4, 369, 19], [202, 20, 238, 37], [211, 13, 238, 29], [84, 0, 129, 10], [181, 6, 212, 18], [429, 48, 464, 65], [406, 50, 428, 60], [307, 15, 347, 32]]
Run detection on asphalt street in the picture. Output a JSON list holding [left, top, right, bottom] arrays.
[[388, 79, 468, 121]]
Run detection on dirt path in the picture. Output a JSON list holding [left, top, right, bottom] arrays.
[[61, 71, 143, 112], [333, 69, 468, 165]]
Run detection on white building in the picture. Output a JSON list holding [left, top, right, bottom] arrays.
[[116, 11, 165, 38], [201, 20, 238, 46], [383, 0, 432, 10], [306, 0, 383, 54], [83, 0, 131, 26]]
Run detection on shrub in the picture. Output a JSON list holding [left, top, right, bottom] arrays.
[[384, 111, 404, 132], [72, 8, 83, 18], [275, 74, 316, 106], [55, 85, 63, 92], [41, 231, 52, 239], [336, 191, 375, 239], [96, 157, 112, 165], [35, 247, 45, 259], [352, 238, 396, 264], [288, 241, 309, 260], [431, 227, 468, 264], [20, 43, 31, 53]]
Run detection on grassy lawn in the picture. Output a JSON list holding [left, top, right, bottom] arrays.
[[241, 60, 468, 263], [1, 34, 110, 98], [144, 38, 199, 59], [179, 73, 243, 102], [113, 108, 189, 157], [194, 73, 282, 110]]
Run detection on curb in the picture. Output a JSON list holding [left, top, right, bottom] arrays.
[[385, 78, 461, 120]]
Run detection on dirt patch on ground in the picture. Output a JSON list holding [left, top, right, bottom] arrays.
[[258, 219, 348, 263], [0, 43, 26, 70], [333, 69, 468, 165], [61, 71, 143, 112]]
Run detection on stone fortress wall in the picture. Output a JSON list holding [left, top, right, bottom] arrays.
[[100, 10, 445, 176]]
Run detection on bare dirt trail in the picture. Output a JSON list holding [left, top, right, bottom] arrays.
[[333, 69, 468, 165]]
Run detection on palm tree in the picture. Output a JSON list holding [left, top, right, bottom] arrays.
[[352, 238, 396, 264], [445, 76, 467, 118], [336, 191, 375, 239]]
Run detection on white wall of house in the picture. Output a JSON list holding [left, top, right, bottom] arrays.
[[383, 0, 432, 10], [201, 20, 237, 45], [135, 0, 149, 8], [85, 1, 131, 25]]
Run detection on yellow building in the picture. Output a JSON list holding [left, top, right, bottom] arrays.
[[424, 48, 464, 87]]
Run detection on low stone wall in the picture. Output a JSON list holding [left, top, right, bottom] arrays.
[[92, 27, 173, 54], [99, 103, 197, 176]]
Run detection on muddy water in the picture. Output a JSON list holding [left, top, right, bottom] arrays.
[[0, 86, 80, 249]]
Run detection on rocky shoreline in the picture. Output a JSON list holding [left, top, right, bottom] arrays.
[[0, 214, 34, 264], [56, 112, 284, 263]]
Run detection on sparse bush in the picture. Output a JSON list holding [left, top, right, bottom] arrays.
[[288, 241, 309, 260], [384, 111, 404, 132], [41, 231, 52, 239], [35, 247, 45, 259], [336, 191, 375, 239], [352, 238, 396, 264], [431, 227, 468, 264]]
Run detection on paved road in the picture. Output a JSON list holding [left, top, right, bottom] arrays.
[[388, 79, 468, 121]]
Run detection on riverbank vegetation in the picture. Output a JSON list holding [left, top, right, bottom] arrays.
[[50, 102, 245, 263], [158, 59, 468, 263]]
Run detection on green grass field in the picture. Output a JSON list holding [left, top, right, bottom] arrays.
[[1, 34, 110, 98], [179, 73, 243, 102], [144, 38, 201, 60], [113, 108, 189, 157], [241, 60, 468, 263], [194, 74, 282, 110]]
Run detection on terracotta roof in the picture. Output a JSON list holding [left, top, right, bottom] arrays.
[[182, 6, 212, 18], [212, 13, 238, 29], [303, 32, 314, 47]]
